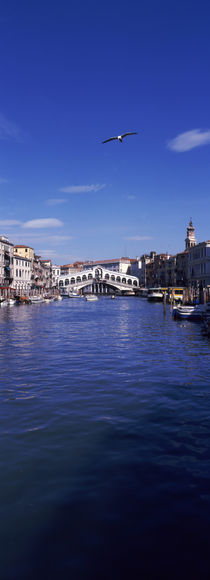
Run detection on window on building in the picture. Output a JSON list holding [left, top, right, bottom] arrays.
[[16, 269, 18, 276], [19, 270, 21, 277]]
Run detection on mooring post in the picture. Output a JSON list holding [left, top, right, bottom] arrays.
[[163, 291, 167, 315]]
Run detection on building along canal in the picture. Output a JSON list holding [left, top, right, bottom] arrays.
[[0, 296, 210, 579]]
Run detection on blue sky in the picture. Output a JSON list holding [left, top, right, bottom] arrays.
[[0, 0, 210, 264]]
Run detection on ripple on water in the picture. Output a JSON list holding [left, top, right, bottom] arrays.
[[1, 299, 210, 578]]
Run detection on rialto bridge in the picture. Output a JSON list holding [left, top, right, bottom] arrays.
[[58, 266, 139, 294]]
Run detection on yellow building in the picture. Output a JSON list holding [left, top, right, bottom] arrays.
[[14, 245, 34, 261]]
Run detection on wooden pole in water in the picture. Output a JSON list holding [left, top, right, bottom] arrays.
[[163, 291, 167, 315]]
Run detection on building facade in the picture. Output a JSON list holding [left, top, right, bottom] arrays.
[[83, 258, 131, 274], [14, 245, 35, 261], [0, 235, 14, 294], [188, 241, 210, 288], [13, 254, 32, 295]]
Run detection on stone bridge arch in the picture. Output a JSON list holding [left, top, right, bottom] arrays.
[[58, 266, 139, 294]]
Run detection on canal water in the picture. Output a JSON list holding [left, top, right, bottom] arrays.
[[0, 297, 210, 579]]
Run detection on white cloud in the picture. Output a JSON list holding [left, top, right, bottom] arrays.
[[50, 235, 73, 242], [59, 184, 105, 193], [124, 235, 153, 241], [167, 129, 210, 152], [0, 219, 21, 226], [38, 249, 58, 258], [23, 218, 63, 229], [46, 198, 67, 206], [0, 113, 23, 141]]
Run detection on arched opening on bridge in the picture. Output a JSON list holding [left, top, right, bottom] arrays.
[[76, 276, 81, 282], [65, 279, 69, 286], [88, 273, 92, 280], [82, 275, 87, 281], [133, 280, 137, 286], [71, 278, 75, 284], [59, 280, 63, 287], [116, 276, 121, 282], [122, 278, 126, 284], [111, 275, 115, 281], [128, 279, 132, 285], [105, 274, 109, 280]]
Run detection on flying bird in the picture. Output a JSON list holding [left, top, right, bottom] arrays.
[[102, 132, 138, 144]]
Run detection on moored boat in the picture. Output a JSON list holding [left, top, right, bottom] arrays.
[[147, 288, 163, 302], [30, 296, 45, 304], [7, 298, 16, 306], [172, 304, 206, 320], [86, 294, 98, 301]]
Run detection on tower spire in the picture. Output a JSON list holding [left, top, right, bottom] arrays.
[[185, 219, 196, 250]]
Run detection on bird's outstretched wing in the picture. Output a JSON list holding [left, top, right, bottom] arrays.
[[102, 136, 118, 143], [121, 132, 138, 138]]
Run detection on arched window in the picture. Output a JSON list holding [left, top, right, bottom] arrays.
[[116, 276, 121, 282], [76, 276, 81, 282], [82, 275, 87, 281], [111, 275, 115, 281], [65, 279, 69, 286], [128, 279, 132, 285], [59, 280, 63, 286], [122, 278, 126, 284], [71, 278, 75, 284]]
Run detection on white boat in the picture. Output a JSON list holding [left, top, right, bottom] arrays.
[[7, 298, 16, 306], [54, 295, 62, 301], [147, 289, 163, 302], [172, 304, 206, 320], [69, 291, 81, 298], [30, 296, 45, 303], [0, 299, 8, 307], [44, 295, 55, 302], [85, 294, 98, 301]]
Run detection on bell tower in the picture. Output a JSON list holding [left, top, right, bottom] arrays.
[[185, 219, 196, 250]]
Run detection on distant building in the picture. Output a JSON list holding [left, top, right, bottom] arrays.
[[52, 265, 61, 288], [13, 254, 32, 295], [146, 253, 170, 287], [60, 263, 83, 276], [129, 253, 157, 286], [188, 241, 210, 288], [0, 235, 14, 292], [40, 259, 52, 290], [176, 251, 189, 287], [31, 255, 52, 294], [14, 245, 34, 261], [83, 257, 131, 274]]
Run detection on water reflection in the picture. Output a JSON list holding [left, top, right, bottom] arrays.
[[1, 299, 210, 578]]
